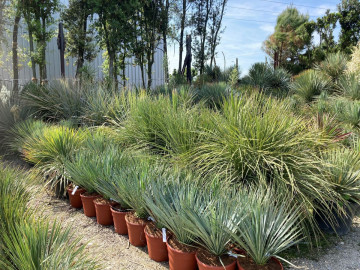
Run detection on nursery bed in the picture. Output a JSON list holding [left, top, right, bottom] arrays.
[[29, 187, 169, 270], [3, 155, 360, 270]]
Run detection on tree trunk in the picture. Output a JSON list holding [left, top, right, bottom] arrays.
[[12, 13, 21, 102], [41, 17, 47, 81], [210, 0, 227, 69], [178, 0, 186, 74], [76, 8, 87, 78], [199, 0, 210, 75], [28, 27, 37, 80], [162, 0, 169, 83]]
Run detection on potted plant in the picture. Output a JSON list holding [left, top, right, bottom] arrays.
[[63, 152, 101, 217], [144, 176, 199, 268], [183, 184, 240, 270], [112, 158, 154, 247], [93, 149, 131, 232], [315, 148, 360, 235], [230, 188, 303, 270], [66, 183, 86, 208]]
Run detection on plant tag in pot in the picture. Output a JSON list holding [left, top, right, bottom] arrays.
[[148, 216, 155, 222], [162, 228, 166, 242], [71, 186, 79, 195], [228, 251, 239, 258]]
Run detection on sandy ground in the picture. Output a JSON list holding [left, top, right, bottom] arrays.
[[4, 155, 360, 270]]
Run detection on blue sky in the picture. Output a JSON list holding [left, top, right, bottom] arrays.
[[167, 0, 340, 75]]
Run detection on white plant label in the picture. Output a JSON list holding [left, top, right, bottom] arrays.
[[162, 228, 167, 242], [228, 252, 238, 258], [148, 216, 155, 222], [71, 186, 79, 195]]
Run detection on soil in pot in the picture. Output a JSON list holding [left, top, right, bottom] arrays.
[[237, 255, 283, 270], [144, 222, 168, 262], [66, 185, 86, 208], [167, 236, 197, 270], [94, 198, 115, 226], [196, 249, 236, 270], [80, 192, 101, 217], [125, 212, 147, 247], [111, 205, 129, 235]]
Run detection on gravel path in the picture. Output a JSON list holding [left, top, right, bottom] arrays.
[[29, 189, 169, 270], [288, 217, 360, 270]]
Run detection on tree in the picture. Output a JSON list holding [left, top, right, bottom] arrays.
[[25, 0, 59, 82], [93, 0, 140, 87], [338, 0, 360, 53], [61, 0, 97, 79], [207, 0, 227, 68], [160, 0, 170, 83], [192, 0, 212, 75], [315, 10, 338, 52], [263, 7, 312, 70], [173, 0, 192, 74]]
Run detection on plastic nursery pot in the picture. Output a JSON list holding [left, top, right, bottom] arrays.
[[166, 236, 197, 270], [66, 185, 86, 209], [196, 249, 236, 270], [80, 192, 101, 217], [314, 201, 355, 236], [111, 205, 129, 235], [94, 198, 116, 226], [125, 212, 147, 247], [144, 223, 168, 262], [237, 256, 283, 270]]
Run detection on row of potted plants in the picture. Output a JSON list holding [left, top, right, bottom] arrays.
[[63, 147, 303, 270]]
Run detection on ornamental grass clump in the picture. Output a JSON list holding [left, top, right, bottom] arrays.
[[0, 164, 100, 270], [315, 52, 348, 84], [21, 125, 86, 193], [229, 188, 303, 266], [118, 92, 208, 159], [291, 70, 330, 103], [320, 147, 360, 204]]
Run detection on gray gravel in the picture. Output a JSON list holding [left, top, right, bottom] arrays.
[[289, 217, 360, 270]]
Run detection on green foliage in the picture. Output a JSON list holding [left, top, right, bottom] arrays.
[[182, 185, 239, 257], [263, 7, 312, 69], [1, 221, 99, 270], [321, 147, 360, 203], [192, 83, 229, 109], [144, 172, 200, 245], [315, 52, 348, 84], [242, 63, 291, 93], [338, 0, 360, 53], [291, 70, 329, 103], [332, 98, 360, 128], [230, 188, 303, 265], [0, 165, 99, 270], [338, 73, 360, 100], [118, 92, 207, 159], [20, 125, 86, 192], [21, 81, 87, 122]]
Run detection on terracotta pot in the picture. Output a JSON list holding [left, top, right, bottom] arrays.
[[66, 186, 86, 208], [237, 256, 283, 270], [144, 224, 168, 262], [111, 206, 129, 235], [94, 198, 115, 226], [125, 212, 147, 247], [166, 237, 197, 270], [80, 193, 101, 217], [196, 250, 236, 270]]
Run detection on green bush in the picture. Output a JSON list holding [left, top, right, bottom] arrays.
[[242, 63, 291, 93], [338, 73, 360, 100], [291, 70, 329, 103], [315, 52, 348, 84]]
